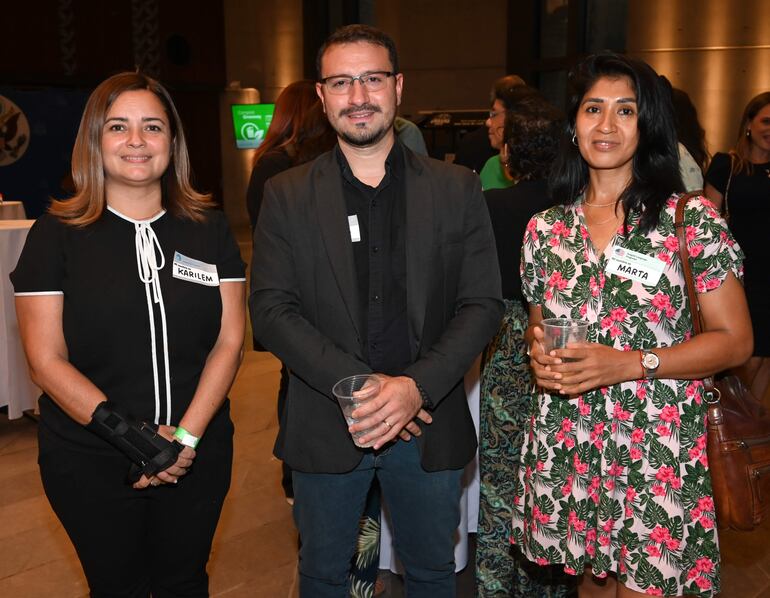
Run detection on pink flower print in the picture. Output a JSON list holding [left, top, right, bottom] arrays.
[[555, 430, 565, 443], [580, 225, 589, 239], [579, 303, 588, 317], [689, 243, 704, 258], [646, 309, 660, 324], [602, 519, 614, 533], [536, 460, 545, 471], [589, 276, 601, 297], [604, 478, 615, 491], [586, 528, 597, 543], [696, 434, 707, 450], [609, 325, 622, 338], [695, 557, 714, 573], [664, 235, 679, 252], [578, 397, 591, 417], [666, 538, 680, 551], [630, 447, 642, 460], [563, 566, 577, 575], [549, 237, 560, 247], [573, 453, 589, 475], [585, 542, 596, 557], [688, 446, 701, 460], [610, 307, 628, 321], [646, 544, 662, 557], [646, 588, 663, 596], [695, 273, 706, 293], [699, 452, 709, 467], [631, 428, 645, 443], [513, 495, 520, 506], [536, 557, 548, 566], [660, 405, 680, 427], [564, 436, 576, 449], [686, 225, 697, 243], [525, 465, 533, 480], [667, 197, 678, 209], [665, 306, 676, 318], [701, 516, 715, 529], [656, 424, 671, 437], [655, 465, 676, 483], [526, 219, 537, 234], [600, 316, 614, 329], [694, 576, 712, 590], [649, 526, 671, 543], [547, 271, 568, 290], [608, 462, 625, 478], [561, 474, 574, 497], [552, 220, 569, 237], [568, 510, 587, 532], [690, 507, 702, 521], [651, 293, 671, 311], [544, 288, 553, 301], [598, 272, 606, 287], [652, 484, 666, 497], [698, 496, 715, 513], [670, 477, 681, 490], [598, 533, 611, 547], [706, 277, 721, 290], [626, 486, 637, 502], [636, 384, 647, 400], [656, 251, 672, 265], [612, 402, 631, 421]]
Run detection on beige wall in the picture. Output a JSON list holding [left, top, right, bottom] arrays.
[[627, 0, 770, 157], [374, 0, 508, 115]]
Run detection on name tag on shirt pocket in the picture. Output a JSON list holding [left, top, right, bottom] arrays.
[[348, 215, 361, 243], [172, 252, 220, 286], [605, 245, 664, 286]]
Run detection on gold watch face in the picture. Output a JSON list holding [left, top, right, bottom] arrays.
[[642, 352, 660, 369]]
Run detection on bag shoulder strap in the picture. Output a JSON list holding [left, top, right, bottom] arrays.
[[674, 191, 718, 398]]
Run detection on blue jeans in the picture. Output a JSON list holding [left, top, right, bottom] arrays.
[[292, 438, 464, 597]]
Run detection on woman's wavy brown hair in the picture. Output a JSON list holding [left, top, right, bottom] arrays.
[[49, 72, 211, 225], [730, 91, 770, 176]]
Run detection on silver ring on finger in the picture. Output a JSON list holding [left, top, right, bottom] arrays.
[[382, 419, 393, 429]]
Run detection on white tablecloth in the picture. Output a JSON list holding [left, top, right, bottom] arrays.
[[379, 355, 482, 573], [0, 201, 27, 220], [0, 220, 40, 418]]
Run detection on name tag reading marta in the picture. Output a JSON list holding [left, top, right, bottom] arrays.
[[605, 245, 665, 286], [172, 252, 220, 286]]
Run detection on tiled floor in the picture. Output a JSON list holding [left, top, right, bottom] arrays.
[[1, 234, 769, 597]]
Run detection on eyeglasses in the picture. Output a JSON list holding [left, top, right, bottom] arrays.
[[319, 71, 395, 95], [488, 109, 505, 119]]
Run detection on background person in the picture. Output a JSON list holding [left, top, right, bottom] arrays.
[[476, 95, 574, 597], [511, 52, 752, 598], [11, 72, 246, 597], [704, 91, 770, 402]]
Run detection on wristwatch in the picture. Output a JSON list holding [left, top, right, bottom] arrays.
[[640, 351, 660, 379]]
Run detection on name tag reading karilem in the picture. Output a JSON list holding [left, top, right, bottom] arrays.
[[172, 252, 220, 286], [605, 245, 665, 286]]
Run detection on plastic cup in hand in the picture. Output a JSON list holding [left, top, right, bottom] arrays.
[[541, 318, 589, 357], [332, 374, 382, 448]]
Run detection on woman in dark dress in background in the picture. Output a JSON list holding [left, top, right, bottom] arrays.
[[476, 94, 575, 597], [704, 92, 770, 400]]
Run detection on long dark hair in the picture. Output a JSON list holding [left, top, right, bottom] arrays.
[[550, 52, 683, 234], [671, 87, 709, 173], [503, 95, 563, 181]]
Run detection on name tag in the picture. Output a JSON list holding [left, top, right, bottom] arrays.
[[605, 245, 665, 286], [172, 252, 219, 286], [348, 215, 361, 243]]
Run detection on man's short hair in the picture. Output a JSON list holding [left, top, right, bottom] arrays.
[[316, 24, 399, 79], [490, 74, 527, 108]]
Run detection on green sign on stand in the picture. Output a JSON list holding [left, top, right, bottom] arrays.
[[230, 104, 275, 149]]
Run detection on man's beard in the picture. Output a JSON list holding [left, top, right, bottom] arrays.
[[333, 103, 394, 147]]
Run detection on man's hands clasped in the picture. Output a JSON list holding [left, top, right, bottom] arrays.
[[347, 375, 432, 450]]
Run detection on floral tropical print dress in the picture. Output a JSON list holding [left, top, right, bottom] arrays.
[[511, 194, 744, 597]]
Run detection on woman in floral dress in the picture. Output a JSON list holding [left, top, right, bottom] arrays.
[[511, 52, 753, 598]]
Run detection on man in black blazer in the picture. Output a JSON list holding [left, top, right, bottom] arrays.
[[250, 24, 503, 597]]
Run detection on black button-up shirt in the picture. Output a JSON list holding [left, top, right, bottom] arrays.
[[335, 142, 410, 376]]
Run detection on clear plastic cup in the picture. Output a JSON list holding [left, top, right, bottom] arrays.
[[541, 318, 590, 356], [332, 374, 382, 448]]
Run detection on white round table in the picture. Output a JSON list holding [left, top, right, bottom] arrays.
[[0, 219, 40, 418]]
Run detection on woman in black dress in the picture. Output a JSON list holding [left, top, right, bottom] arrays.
[[12, 72, 246, 597], [704, 92, 770, 399], [476, 92, 575, 597]]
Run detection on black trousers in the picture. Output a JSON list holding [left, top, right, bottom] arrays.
[[38, 422, 233, 598]]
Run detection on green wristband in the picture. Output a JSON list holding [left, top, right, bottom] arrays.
[[173, 426, 200, 448]]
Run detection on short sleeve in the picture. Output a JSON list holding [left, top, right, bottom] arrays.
[[212, 210, 246, 282], [520, 212, 546, 305], [10, 214, 66, 295], [704, 152, 731, 195], [683, 196, 744, 293]]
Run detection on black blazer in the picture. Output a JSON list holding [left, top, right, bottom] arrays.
[[249, 146, 504, 474]]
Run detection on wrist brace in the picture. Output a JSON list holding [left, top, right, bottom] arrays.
[[86, 402, 183, 481]]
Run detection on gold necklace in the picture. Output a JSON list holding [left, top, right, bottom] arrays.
[[583, 199, 617, 207], [586, 211, 621, 226]]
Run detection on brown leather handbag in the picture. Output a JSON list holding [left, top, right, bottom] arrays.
[[675, 193, 770, 531]]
